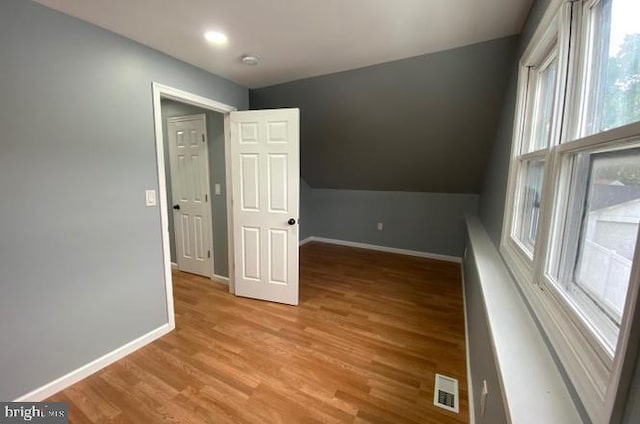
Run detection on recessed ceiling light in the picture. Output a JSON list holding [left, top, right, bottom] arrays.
[[241, 55, 260, 66], [204, 31, 228, 44]]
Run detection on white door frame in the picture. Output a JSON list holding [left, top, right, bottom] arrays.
[[151, 82, 236, 329]]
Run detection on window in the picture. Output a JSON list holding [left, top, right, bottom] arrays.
[[502, 1, 640, 422], [515, 49, 561, 254], [514, 49, 560, 256], [503, 14, 567, 271], [548, 145, 640, 354], [580, 0, 640, 137]]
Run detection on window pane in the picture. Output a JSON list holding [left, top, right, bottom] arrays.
[[516, 160, 545, 253], [583, 0, 640, 135], [530, 56, 558, 151], [557, 148, 640, 352], [576, 149, 640, 320]]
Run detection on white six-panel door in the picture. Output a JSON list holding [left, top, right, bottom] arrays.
[[168, 114, 212, 277], [230, 109, 299, 305]]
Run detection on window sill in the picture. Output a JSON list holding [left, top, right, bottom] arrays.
[[464, 216, 584, 423]]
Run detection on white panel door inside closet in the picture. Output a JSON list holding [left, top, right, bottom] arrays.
[[229, 109, 300, 305], [168, 114, 212, 277]]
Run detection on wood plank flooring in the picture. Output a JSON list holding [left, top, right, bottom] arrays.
[[47, 242, 469, 423]]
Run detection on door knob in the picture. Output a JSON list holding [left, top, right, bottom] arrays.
[[173, 204, 180, 210], [288, 218, 296, 225]]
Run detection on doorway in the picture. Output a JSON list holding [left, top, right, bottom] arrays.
[[152, 83, 237, 329], [152, 83, 301, 329]]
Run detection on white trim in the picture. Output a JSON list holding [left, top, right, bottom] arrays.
[[224, 114, 235, 295], [14, 324, 171, 402], [520, 0, 570, 63], [151, 82, 237, 326], [154, 83, 237, 115], [305, 236, 461, 263], [555, 121, 640, 155], [212, 274, 230, 284], [466, 217, 583, 424], [203, 113, 216, 280], [151, 84, 176, 330], [501, 2, 573, 288], [461, 249, 476, 424], [299, 236, 314, 246], [171, 262, 178, 269]]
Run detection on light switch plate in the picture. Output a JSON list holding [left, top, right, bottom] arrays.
[[145, 190, 156, 207]]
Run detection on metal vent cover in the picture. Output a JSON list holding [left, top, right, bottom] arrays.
[[433, 373, 459, 413]]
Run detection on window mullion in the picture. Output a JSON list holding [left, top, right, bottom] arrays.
[[520, 150, 548, 162], [532, 148, 557, 288]]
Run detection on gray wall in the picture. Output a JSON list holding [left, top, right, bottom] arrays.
[[252, 38, 514, 258], [623, 361, 640, 422], [477, 0, 640, 422], [307, 189, 478, 257], [250, 36, 518, 193], [0, 0, 247, 401], [161, 100, 229, 278]]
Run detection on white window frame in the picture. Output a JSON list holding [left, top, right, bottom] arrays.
[[540, 126, 640, 419], [501, 3, 570, 287], [501, 1, 640, 423]]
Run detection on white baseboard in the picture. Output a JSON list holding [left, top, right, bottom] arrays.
[[14, 323, 173, 402], [299, 237, 314, 246], [212, 274, 230, 284], [171, 262, 178, 269], [302, 236, 461, 263]]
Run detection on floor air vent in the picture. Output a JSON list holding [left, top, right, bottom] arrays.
[[433, 373, 459, 413]]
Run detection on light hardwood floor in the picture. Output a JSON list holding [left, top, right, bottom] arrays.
[[47, 242, 469, 423]]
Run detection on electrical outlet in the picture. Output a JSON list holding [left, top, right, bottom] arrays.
[[377, 222, 383, 231], [215, 183, 221, 195], [480, 380, 488, 417]]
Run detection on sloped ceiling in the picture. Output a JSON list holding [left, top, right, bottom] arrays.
[[251, 37, 519, 193]]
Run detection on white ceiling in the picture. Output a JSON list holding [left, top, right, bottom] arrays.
[[34, 0, 533, 89]]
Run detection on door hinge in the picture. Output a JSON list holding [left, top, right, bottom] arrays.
[[207, 250, 211, 258], [205, 194, 208, 202], [202, 134, 205, 142]]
